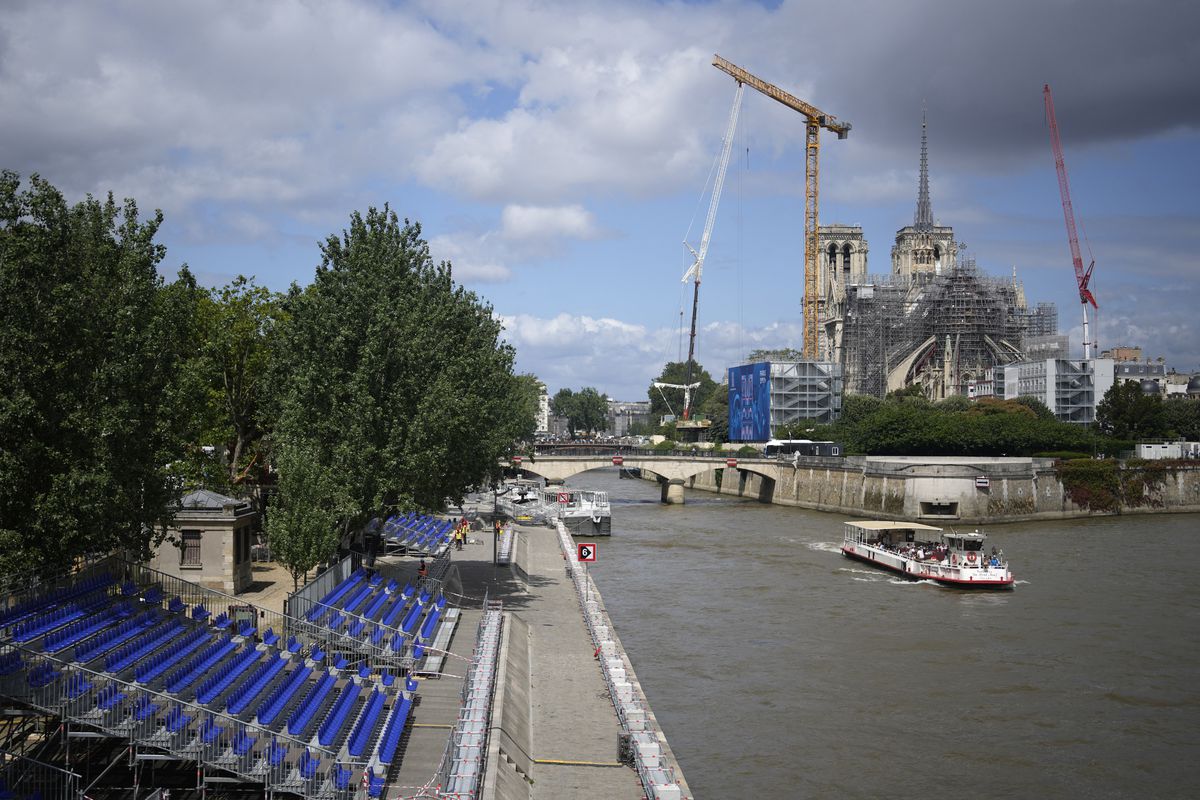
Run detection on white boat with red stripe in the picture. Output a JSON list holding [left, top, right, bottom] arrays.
[[841, 521, 1014, 589]]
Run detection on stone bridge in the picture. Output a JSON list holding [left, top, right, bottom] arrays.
[[514, 449, 784, 504]]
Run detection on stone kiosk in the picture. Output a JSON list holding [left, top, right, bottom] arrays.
[[152, 489, 257, 595]]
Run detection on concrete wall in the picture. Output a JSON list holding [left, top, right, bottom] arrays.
[[680, 458, 1200, 522]]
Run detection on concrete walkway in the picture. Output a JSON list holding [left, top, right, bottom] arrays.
[[235, 523, 646, 799]]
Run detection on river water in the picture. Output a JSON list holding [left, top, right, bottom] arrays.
[[572, 469, 1200, 799]]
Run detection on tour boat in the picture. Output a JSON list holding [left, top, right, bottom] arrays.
[[841, 520, 1014, 588], [542, 487, 612, 536]]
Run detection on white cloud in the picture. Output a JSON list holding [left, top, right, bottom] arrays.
[[428, 232, 512, 283], [499, 312, 806, 399], [501, 204, 599, 241]]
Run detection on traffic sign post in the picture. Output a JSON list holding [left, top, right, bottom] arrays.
[[577, 543, 597, 602]]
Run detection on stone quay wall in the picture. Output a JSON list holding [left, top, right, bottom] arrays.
[[672, 457, 1200, 523]]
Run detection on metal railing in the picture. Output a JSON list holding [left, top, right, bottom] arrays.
[[2, 641, 349, 798], [0, 749, 80, 800], [434, 592, 502, 799]]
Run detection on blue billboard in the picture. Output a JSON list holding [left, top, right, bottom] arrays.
[[729, 362, 771, 442]]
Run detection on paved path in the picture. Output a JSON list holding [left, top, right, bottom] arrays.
[[240, 522, 645, 799]]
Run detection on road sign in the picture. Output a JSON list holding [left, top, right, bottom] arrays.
[[975, 476, 991, 489], [612, 455, 624, 466], [557, 491, 570, 504], [513, 455, 523, 464], [726, 458, 738, 468], [577, 543, 597, 562]]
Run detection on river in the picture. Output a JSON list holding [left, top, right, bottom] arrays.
[[571, 469, 1200, 799]]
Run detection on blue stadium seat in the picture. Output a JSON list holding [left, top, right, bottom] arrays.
[[226, 653, 289, 715], [317, 682, 362, 746], [256, 665, 312, 726], [347, 688, 385, 757], [376, 695, 412, 765], [286, 672, 335, 737]]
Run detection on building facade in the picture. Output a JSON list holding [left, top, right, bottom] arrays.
[[150, 489, 258, 595], [729, 360, 842, 441], [997, 357, 1115, 424]]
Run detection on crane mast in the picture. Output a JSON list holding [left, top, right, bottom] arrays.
[[1044, 84, 1098, 359], [680, 84, 744, 419], [712, 55, 849, 360]]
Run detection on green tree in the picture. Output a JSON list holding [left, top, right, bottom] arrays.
[[268, 206, 525, 541], [266, 437, 347, 590], [1097, 381, 1168, 440], [648, 360, 717, 420], [700, 384, 729, 442], [1163, 397, 1200, 440], [0, 172, 199, 575], [551, 387, 607, 437]]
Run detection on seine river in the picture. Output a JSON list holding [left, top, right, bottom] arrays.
[[573, 469, 1200, 799]]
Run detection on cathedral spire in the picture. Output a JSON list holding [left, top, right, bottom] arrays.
[[915, 105, 933, 230]]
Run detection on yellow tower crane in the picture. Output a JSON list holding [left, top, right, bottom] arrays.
[[712, 55, 850, 359]]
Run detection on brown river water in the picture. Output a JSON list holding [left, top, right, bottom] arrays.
[[571, 469, 1199, 799]]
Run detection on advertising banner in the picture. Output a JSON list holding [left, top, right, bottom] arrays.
[[728, 362, 771, 441]]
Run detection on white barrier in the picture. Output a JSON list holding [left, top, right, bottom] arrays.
[[553, 521, 686, 799]]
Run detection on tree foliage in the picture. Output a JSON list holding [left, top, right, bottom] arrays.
[[174, 276, 282, 500], [1163, 397, 1200, 440], [0, 172, 199, 575], [268, 206, 528, 544], [1097, 381, 1168, 440], [551, 387, 608, 438], [647, 360, 717, 420], [265, 437, 347, 589], [810, 390, 1124, 457]]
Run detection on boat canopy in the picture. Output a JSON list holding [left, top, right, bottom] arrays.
[[845, 521, 943, 532]]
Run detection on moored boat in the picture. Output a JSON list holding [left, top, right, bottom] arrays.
[[841, 520, 1013, 589], [543, 487, 612, 536]]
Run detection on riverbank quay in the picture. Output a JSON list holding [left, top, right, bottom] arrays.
[[242, 519, 674, 798], [662, 455, 1200, 523]]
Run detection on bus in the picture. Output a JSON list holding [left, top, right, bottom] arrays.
[[762, 439, 841, 458]]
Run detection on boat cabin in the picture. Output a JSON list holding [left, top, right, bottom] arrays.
[[843, 520, 943, 549]]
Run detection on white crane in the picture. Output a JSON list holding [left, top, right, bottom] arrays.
[[652, 380, 702, 424], [679, 83, 744, 419]]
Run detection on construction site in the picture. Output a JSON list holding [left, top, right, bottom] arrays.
[[688, 58, 1066, 420]]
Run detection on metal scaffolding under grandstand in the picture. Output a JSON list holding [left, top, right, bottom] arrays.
[[0, 520, 474, 800], [826, 259, 1058, 398]]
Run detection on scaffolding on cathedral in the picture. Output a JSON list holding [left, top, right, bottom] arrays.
[[826, 257, 1058, 399]]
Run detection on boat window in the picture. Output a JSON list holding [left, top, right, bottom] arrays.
[[964, 540, 983, 552]]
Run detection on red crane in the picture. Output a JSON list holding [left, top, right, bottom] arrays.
[[1044, 84, 1098, 359]]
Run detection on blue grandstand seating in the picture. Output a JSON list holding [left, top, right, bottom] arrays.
[[165, 637, 238, 693], [226, 654, 289, 715], [366, 765, 386, 797], [196, 646, 264, 705], [256, 665, 312, 726], [286, 672, 335, 737], [75, 611, 158, 662], [298, 748, 321, 780], [134, 628, 210, 683], [376, 695, 412, 765], [347, 688, 384, 757], [317, 682, 361, 746], [105, 620, 186, 673]]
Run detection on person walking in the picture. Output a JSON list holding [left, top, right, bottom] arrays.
[[417, 560, 428, 579]]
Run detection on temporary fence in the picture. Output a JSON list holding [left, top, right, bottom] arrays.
[[554, 521, 687, 800]]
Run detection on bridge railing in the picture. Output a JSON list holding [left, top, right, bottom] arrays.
[[529, 446, 753, 459]]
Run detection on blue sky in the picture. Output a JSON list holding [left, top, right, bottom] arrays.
[[3, 0, 1197, 400]]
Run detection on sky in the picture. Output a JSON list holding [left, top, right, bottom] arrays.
[[3, 0, 1198, 400]]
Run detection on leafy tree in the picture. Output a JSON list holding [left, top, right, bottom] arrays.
[[508, 374, 543, 443], [0, 172, 199, 575], [551, 387, 608, 437], [699, 384, 729, 442], [1013, 395, 1055, 420], [1097, 381, 1168, 440], [268, 205, 526, 547], [266, 437, 347, 590], [648, 360, 717, 420], [1164, 397, 1200, 440]]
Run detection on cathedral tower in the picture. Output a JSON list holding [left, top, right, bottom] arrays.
[[892, 110, 957, 277]]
